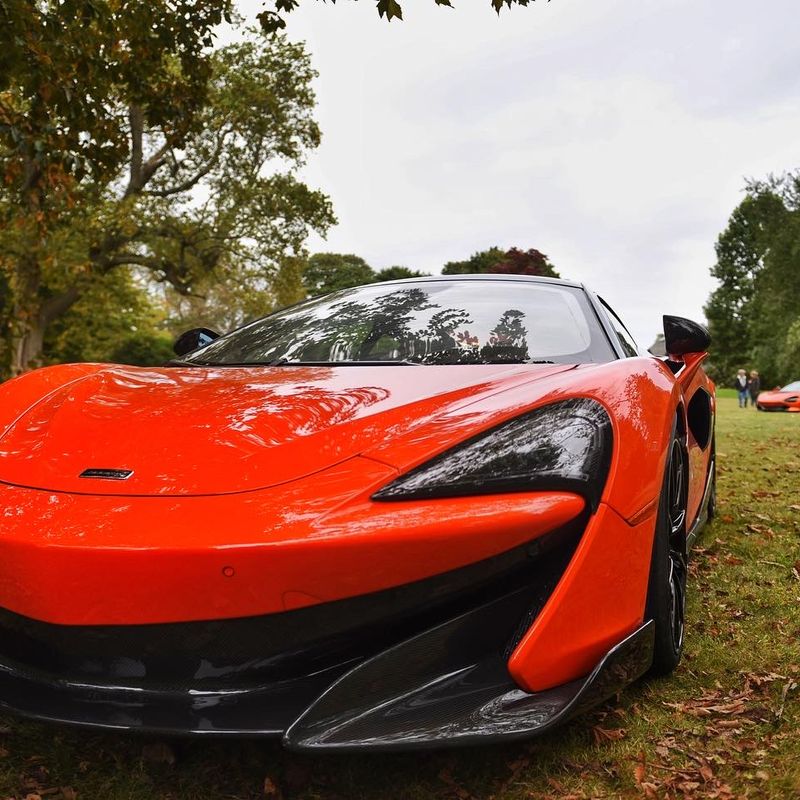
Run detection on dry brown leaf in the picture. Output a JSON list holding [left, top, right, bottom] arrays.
[[141, 742, 175, 766], [592, 725, 626, 743], [263, 776, 282, 798]]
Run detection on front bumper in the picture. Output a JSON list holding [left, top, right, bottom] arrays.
[[0, 518, 654, 748]]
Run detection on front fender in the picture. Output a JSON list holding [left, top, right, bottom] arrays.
[[0, 364, 107, 441]]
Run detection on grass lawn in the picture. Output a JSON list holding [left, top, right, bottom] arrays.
[[1, 396, 798, 799]]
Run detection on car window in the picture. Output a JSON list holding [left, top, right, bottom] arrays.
[[781, 381, 800, 392], [598, 298, 639, 358], [184, 280, 617, 366]]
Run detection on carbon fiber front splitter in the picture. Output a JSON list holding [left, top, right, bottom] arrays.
[[0, 598, 653, 749], [283, 618, 654, 752]]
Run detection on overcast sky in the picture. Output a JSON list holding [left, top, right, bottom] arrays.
[[238, 0, 800, 346]]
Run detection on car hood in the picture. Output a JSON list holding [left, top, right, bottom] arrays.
[[758, 390, 797, 402], [0, 363, 571, 496]]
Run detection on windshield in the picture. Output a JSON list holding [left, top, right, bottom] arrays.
[[781, 381, 800, 392], [183, 280, 615, 366]]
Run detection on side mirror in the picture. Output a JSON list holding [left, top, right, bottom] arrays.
[[173, 327, 220, 357], [663, 315, 711, 358]]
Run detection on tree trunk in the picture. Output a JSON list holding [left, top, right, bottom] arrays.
[[10, 319, 46, 376], [8, 277, 81, 376], [8, 251, 41, 376]]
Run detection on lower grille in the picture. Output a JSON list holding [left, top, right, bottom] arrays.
[[0, 518, 583, 693]]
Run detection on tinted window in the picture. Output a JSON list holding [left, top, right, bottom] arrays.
[[599, 298, 639, 358], [184, 280, 616, 366], [781, 381, 800, 392]]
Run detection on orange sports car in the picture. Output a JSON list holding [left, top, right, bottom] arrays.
[[756, 381, 800, 412], [0, 275, 716, 750]]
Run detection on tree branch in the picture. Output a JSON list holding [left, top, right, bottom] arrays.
[[124, 105, 145, 197], [39, 285, 82, 326], [144, 129, 229, 198]]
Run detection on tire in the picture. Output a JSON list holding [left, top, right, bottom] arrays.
[[645, 421, 688, 677]]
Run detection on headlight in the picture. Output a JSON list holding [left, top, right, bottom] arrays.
[[372, 398, 612, 511]]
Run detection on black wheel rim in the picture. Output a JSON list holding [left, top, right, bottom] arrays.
[[666, 439, 688, 652]]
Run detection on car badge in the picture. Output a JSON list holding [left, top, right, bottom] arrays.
[[79, 468, 134, 481]]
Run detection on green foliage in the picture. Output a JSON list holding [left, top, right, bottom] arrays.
[[302, 254, 429, 299], [258, 0, 542, 32], [0, 20, 334, 377], [109, 332, 175, 368], [303, 253, 375, 296], [0, 0, 232, 199], [272, 255, 308, 309], [704, 174, 800, 386], [442, 247, 506, 275], [43, 269, 168, 366], [375, 266, 428, 282], [442, 246, 559, 278]]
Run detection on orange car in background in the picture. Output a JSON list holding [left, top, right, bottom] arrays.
[[756, 381, 800, 412], [0, 276, 716, 750]]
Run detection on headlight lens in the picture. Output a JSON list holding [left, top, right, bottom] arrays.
[[372, 398, 612, 510]]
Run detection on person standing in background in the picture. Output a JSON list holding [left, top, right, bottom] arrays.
[[736, 369, 749, 408], [749, 370, 761, 409]]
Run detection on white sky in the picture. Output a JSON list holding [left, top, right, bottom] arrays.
[[235, 0, 800, 346]]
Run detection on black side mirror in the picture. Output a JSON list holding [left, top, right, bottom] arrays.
[[173, 327, 220, 357], [663, 315, 711, 357]]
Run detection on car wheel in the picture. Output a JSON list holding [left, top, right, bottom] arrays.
[[646, 424, 688, 676]]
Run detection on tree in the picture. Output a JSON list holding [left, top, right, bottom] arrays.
[[490, 247, 559, 277], [704, 173, 800, 386], [442, 246, 559, 277], [258, 0, 543, 32], [303, 253, 376, 296], [0, 0, 233, 374], [43, 268, 170, 367], [442, 247, 505, 275], [375, 266, 428, 282], [703, 182, 791, 385], [302, 255, 429, 299], [1, 23, 334, 376]]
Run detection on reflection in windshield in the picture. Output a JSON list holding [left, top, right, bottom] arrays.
[[184, 281, 614, 366]]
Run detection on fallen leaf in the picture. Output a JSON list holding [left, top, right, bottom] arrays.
[[592, 725, 627, 743], [263, 776, 282, 798], [141, 742, 175, 766]]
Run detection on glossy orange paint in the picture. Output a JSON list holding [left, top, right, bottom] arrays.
[[508, 503, 657, 692], [506, 356, 715, 691], [0, 349, 713, 695], [365, 356, 680, 523], [0, 363, 570, 495], [0, 454, 584, 624], [0, 363, 105, 440], [756, 388, 800, 411]]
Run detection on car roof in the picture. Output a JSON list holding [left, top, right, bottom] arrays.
[[366, 274, 585, 290]]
